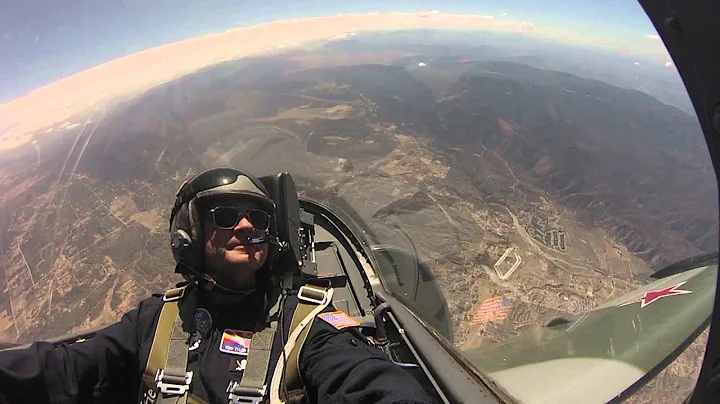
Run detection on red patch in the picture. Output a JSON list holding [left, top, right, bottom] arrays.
[[219, 330, 253, 356], [618, 281, 692, 308]]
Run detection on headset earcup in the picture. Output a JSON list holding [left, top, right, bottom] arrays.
[[170, 201, 201, 272], [170, 229, 193, 272]]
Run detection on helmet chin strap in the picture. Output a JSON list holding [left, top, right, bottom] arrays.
[[199, 271, 252, 294], [175, 263, 249, 294]]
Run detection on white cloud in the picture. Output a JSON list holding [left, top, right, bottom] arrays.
[[633, 62, 640, 66], [664, 61, 673, 67], [644, 34, 661, 40], [501, 12, 507, 17]]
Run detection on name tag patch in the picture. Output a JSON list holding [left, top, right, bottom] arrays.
[[318, 310, 361, 330], [219, 329, 253, 356]]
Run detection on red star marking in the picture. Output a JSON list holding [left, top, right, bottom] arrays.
[[619, 281, 692, 308]]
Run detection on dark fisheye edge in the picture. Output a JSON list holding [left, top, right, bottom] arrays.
[[637, 0, 720, 402], [0, 2, 716, 403]]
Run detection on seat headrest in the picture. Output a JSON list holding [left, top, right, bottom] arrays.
[[258, 172, 303, 269]]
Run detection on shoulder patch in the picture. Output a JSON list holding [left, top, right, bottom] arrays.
[[317, 310, 360, 330]]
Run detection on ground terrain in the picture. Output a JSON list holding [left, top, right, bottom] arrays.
[[0, 39, 715, 402]]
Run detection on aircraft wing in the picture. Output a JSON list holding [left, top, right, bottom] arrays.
[[461, 263, 716, 404]]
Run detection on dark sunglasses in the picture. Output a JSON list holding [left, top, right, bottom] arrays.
[[208, 207, 271, 231]]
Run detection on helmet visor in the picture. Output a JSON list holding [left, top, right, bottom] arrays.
[[185, 168, 261, 198], [170, 168, 275, 232]]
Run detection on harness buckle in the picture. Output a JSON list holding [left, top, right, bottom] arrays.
[[227, 381, 267, 404], [297, 285, 327, 304], [163, 286, 186, 302], [155, 369, 193, 395]]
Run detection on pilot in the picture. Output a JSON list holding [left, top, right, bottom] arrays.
[[0, 167, 436, 404]]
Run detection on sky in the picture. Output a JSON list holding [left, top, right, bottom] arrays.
[[1, 0, 666, 102]]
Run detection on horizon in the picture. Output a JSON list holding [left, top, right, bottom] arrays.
[[2, 1, 672, 103], [0, 5, 686, 152]]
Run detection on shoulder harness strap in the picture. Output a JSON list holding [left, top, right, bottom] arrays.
[[140, 283, 332, 404], [268, 283, 333, 404], [140, 285, 194, 404], [226, 297, 281, 404], [285, 285, 327, 393]]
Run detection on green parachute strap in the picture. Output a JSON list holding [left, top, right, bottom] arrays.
[[140, 285, 192, 404], [282, 283, 329, 401], [234, 321, 277, 392]]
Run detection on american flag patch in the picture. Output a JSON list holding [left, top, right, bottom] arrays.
[[318, 310, 361, 330], [470, 296, 514, 325]]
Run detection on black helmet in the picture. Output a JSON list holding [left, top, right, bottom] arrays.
[[168, 167, 278, 285]]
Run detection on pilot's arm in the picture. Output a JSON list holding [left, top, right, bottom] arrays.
[[300, 314, 437, 404], [0, 298, 158, 404]]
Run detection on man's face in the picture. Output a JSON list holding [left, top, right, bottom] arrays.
[[202, 198, 270, 289]]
